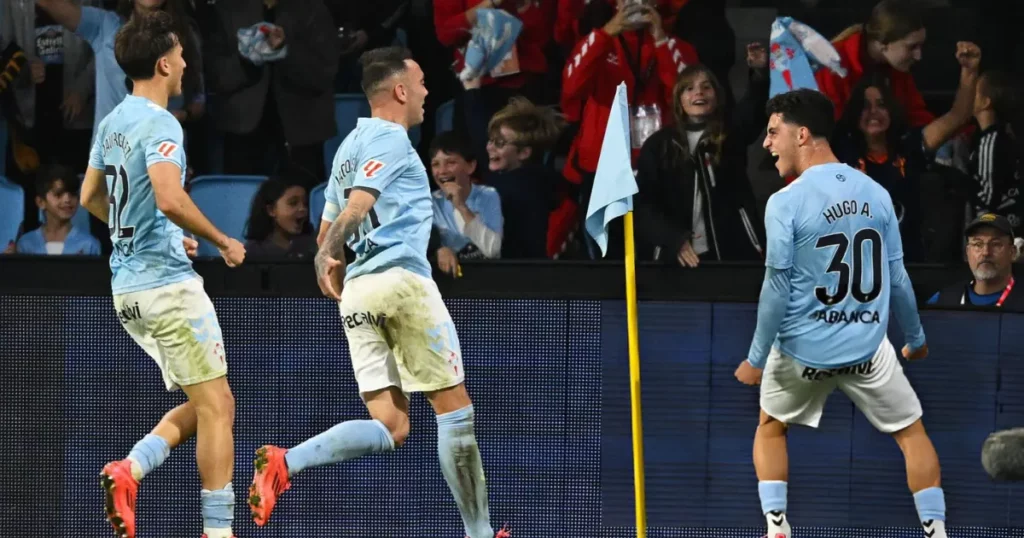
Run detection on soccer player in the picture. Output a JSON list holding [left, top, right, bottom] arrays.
[[77, 12, 246, 538], [247, 47, 509, 538], [735, 88, 947, 538]]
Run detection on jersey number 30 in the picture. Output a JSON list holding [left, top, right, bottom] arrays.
[[106, 165, 134, 240], [815, 229, 882, 305]]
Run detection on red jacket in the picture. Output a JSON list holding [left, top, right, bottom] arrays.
[[554, 0, 585, 50], [554, 0, 682, 51], [815, 30, 934, 127], [434, 0, 555, 88], [560, 29, 698, 182]]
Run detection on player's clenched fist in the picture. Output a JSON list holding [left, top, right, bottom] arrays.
[[902, 343, 929, 361], [219, 238, 246, 267], [315, 251, 344, 301], [182, 237, 199, 258], [735, 360, 763, 386]]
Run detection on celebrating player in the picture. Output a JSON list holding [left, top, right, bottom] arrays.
[[78, 12, 246, 538], [735, 88, 948, 538], [247, 46, 509, 538]]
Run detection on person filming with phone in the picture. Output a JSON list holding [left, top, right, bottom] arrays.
[[557, 0, 698, 259]]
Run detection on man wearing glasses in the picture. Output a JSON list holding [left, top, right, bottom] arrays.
[[928, 213, 1022, 309]]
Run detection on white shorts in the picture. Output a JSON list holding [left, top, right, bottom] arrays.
[[760, 337, 922, 433], [339, 267, 464, 395], [113, 277, 227, 391]]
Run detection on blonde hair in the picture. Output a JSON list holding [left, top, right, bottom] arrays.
[[833, 0, 924, 45], [487, 97, 566, 154]]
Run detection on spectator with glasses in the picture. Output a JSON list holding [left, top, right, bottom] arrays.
[[463, 76, 564, 258], [928, 214, 1023, 309]]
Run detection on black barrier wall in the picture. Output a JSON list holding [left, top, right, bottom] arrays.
[[1, 259, 1021, 538]]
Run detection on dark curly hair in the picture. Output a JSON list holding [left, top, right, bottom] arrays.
[[244, 177, 312, 242]]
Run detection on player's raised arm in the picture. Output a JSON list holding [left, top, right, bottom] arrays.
[[80, 166, 110, 223]]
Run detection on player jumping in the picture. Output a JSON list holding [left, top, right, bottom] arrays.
[[78, 12, 246, 538], [735, 88, 957, 538], [247, 46, 509, 538]]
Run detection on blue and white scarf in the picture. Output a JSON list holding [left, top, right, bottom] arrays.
[[458, 8, 522, 82], [769, 17, 846, 98]]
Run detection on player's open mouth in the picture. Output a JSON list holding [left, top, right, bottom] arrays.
[[437, 176, 455, 183], [691, 99, 708, 106]]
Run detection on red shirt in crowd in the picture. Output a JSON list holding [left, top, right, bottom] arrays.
[[815, 30, 935, 127], [434, 0, 555, 89], [554, 0, 684, 51], [560, 28, 698, 182]]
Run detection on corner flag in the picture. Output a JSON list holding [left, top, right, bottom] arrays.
[[585, 81, 647, 538]]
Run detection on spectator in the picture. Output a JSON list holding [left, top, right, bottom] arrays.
[[969, 70, 1023, 234], [560, 0, 697, 258], [15, 163, 100, 255], [35, 0, 204, 135], [243, 176, 316, 260], [928, 213, 1022, 309], [1, 0, 96, 170], [833, 42, 981, 262], [463, 77, 563, 258], [202, 0, 338, 187], [434, 0, 555, 111], [429, 132, 503, 273], [635, 45, 769, 267], [817, 0, 933, 127]]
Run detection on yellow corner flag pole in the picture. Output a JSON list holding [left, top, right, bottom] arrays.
[[623, 210, 646, 538]]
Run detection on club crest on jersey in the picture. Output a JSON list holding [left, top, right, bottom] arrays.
[[362, 159, 385, 178]]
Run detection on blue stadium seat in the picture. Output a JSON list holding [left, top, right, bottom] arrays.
[[38, 205, 93, 235], [324, 94, 370, 174], [323, 93, 423, 174], [188, 175, 267, 257], [309, 181, 327, 231], [436, 99, 455, 135], [0, 176, 24, 248]]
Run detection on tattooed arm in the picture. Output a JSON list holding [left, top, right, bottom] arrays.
[[315, 188, 378, 299]]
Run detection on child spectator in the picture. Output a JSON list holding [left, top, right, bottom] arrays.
[[634, 45, 768, 267], [463, 77, 564, 258], [15, 163, 100, 255], [243, 176, 316, 260], [970, 70, 1023, 235], [429, 132, 503, 272]]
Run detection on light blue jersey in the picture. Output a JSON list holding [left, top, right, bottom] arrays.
[[89, 95, 195, 295], [763, 163, 906, 368], [75, 7, 128, 136], [323, 118, 433, 282]]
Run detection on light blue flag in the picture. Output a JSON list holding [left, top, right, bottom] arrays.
[[585, 82, 639, 257]]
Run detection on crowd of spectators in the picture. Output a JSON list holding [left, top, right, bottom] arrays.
[[1, 0, 1021, 306]]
